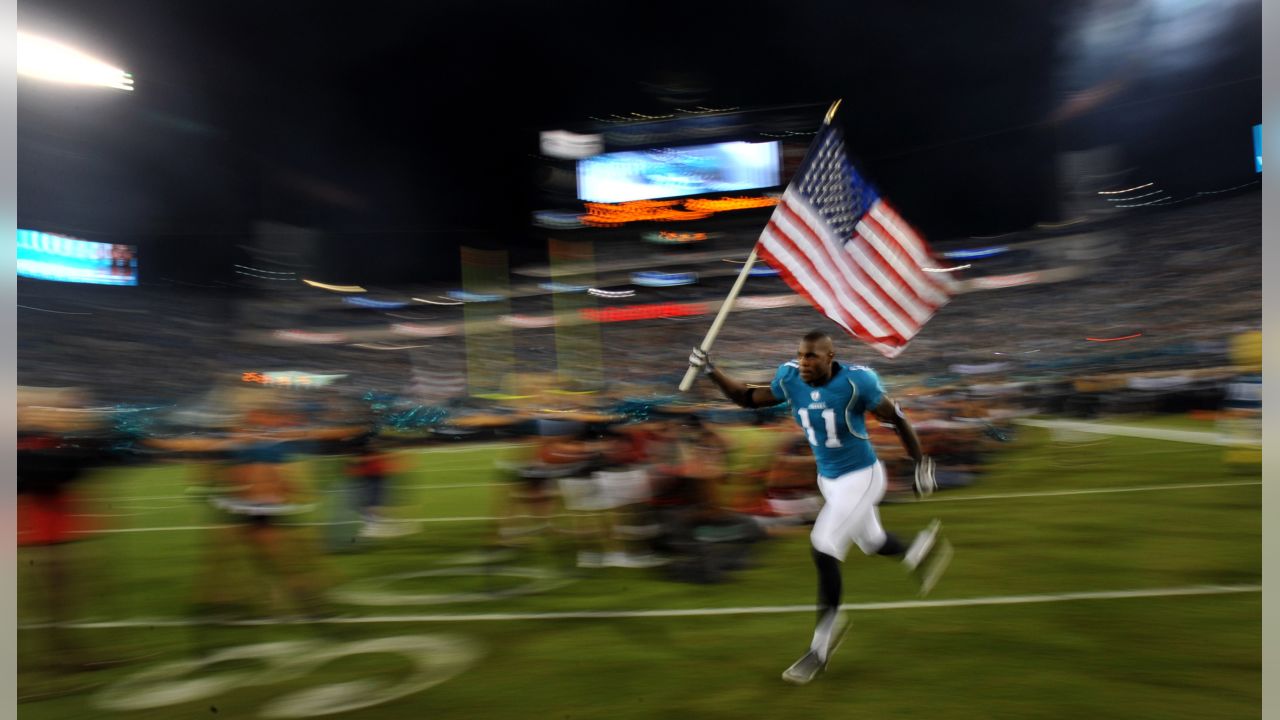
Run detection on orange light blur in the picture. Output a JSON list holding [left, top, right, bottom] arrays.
[[581, 195, 778, 227]]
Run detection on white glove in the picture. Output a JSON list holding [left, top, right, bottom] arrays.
[[688, 348, 714, 376], [913, 456, 937, 498]]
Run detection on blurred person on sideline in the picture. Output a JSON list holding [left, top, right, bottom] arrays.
[[646, 411, 763, 582], [758, 430, 823, 524], [487, 419, 558, 554], [347, 434, 418, 539], [545, 418, 657, 569], [148, 407, 338, 619], [689, 330, 951, 684], [584, 423, 666, 569], [17, 387, 117, 671]]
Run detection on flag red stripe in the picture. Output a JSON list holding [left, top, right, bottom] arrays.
[[777, 196, 921, 336], [758, 242, 905, 350], [755, 242, 854, 336], [761, 221, 866, 336], [762, 217, 906, 343], [777, 202, 923, 339], [774, 201, 907, 339], [855, 214, 945, 312], [846, 229, 939, 319], [870, 202, 955, 296]]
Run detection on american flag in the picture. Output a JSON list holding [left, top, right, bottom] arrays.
[[757, 122, 957, 358]]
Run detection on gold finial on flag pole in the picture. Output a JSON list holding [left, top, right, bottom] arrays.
[[823, 99, 843, 125]]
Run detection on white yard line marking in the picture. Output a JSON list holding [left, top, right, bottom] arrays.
[[1016, 419, 1261, 447], [918, 480, 1260, 504], [88, 482, 500, 502], [22, 584, 1260, 629], [78, 479, 1259, 534]]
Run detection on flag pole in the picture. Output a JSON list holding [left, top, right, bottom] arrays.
[[678, 99, 842, 393]]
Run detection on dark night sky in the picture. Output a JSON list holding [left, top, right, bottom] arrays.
[[16, 0, 1262, 285]]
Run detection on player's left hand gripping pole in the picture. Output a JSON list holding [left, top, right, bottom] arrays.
[[678, 247, 761, 392], [678, 99, 842, 393]]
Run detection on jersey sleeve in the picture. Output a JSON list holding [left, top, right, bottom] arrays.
[[769, 363, 796, 407], [853, 368, 886, 413]]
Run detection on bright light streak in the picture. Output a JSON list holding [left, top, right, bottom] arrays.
[[411, 296, 463, 306], [1196, 180, 1260, 195], [352, 343, 430, 351], [302, 279, 365, 293], [587, 288, 635, 298], [922, 265, 971, 273], [234, 265, 294, 276], [1035, 217, 1087, 229], [539, 282, 588, 293], [1115, 197, 1172, 208], [17, 32, 135, 91], [17, 304, 92, 315], [1097, 182, 1153, 195], [274, 329, 347, 343], [236, 271, 294, 281], [943, 247, 1007, 259], [344, 297, 407, 309], [1106, 190, 1163, 202]]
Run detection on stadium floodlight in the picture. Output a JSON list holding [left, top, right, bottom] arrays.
[[17, 31, 135, 91]]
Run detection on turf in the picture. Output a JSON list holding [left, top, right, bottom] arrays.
[[17, 418, 1261, 719]]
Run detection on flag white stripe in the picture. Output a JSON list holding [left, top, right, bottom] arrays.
[[759, 228, 861, 337], [841, 235, 932, 328], [871, 340, 904, 357], [759, 229, 906, 351], [770, 205, 899, 339], [869, 204, 959, 294], [781, 192, 919, 338], [869, 203, 933, 267], [759, 232, 867, 343], [856, 214, 949, 307], [768, 214, 887, 337]]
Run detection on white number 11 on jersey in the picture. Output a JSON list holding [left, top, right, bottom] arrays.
[[799, 408, 843, 448]]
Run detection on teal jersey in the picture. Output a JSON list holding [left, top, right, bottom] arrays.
[[770, 361, 885, 478]]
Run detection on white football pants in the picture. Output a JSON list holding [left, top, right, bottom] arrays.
[[811, 461, 888, 561]]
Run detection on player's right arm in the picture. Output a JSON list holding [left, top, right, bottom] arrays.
[[688, 348, 781, 409]]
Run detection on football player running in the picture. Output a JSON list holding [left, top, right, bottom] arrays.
[[689, 330, 951, 685]]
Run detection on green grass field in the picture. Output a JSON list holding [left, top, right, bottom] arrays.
[[17, 416, 1261, 719]]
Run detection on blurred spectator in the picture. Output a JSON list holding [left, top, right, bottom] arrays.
[[17, 387, 115, 670], [347, 435, 417, 539]]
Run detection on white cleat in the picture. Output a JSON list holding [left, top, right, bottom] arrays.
[[903, 519, 942, 572], [903, 519, 952, 597], [782, 650, 826, 685], [784, 612, 850, 685], [916, 538, 953, 598]]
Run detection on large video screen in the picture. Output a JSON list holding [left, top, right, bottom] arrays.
[[577, 141, 780, 203], [16, 229, 138, 286]]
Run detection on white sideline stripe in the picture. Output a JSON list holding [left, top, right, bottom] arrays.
[[1016, 419, 1261, 447], [77, 480, 1260, 534], [919, 480, 1261, 504], [90, 482, 500, 502], [21, 584, 1260, 629], [77, 514, 592, 534]]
